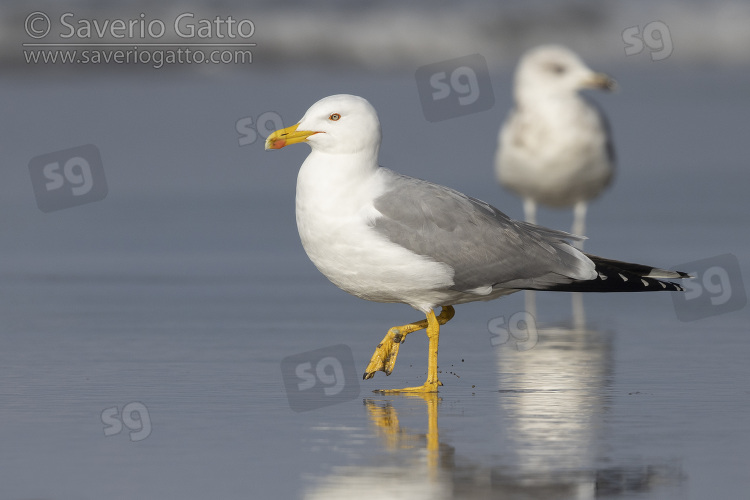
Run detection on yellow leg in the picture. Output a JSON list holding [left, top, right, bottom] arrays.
[[363, 306, 454, 380], [364, 306, 455, 393]]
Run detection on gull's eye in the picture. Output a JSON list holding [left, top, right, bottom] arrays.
[[329, 113, 341, 121], [546, 63, 567, 75]]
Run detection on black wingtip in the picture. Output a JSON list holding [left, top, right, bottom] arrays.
[[538, 255, 690, 293]]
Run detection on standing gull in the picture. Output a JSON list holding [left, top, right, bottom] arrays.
[[266, 94, 687, 393], [495, 45, 616, 247]]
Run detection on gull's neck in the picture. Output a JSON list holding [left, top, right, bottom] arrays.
[[298, 149, 379, 189], [515, 90, 592, 124], [517, 88, 583, 106], [296, 149, 382, 213]]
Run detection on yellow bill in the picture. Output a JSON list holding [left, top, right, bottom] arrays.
[[265, 123, 319, 150], [582, 72, 617, 91]]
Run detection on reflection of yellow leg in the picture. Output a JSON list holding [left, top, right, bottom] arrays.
[[364, 393, 441, 478], [364, 306, 455, 393], [422, 392, 440, 477], [364, 399, 416, 451]]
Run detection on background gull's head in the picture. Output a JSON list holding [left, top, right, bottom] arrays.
[[513, 45, 616, 103]]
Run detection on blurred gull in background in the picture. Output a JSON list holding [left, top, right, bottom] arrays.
[[495, 44, 616, 249]]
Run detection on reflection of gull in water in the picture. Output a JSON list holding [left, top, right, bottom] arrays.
[[304, 391, 683, 499], [305, 394, 452, 500], [495, 326, 611, 482], [266, 94, 688, 393]]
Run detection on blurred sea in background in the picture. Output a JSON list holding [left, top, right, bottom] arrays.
[[2, 0, 750, 70]]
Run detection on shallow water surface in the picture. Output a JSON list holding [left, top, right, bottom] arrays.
[[0, 65, 748, 499]]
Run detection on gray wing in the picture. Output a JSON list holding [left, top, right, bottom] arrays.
[[371, 169, 595, 292]]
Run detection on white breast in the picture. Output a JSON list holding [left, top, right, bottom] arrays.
[[295, 153, 454, 311], [497, 96, 613, 206]]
